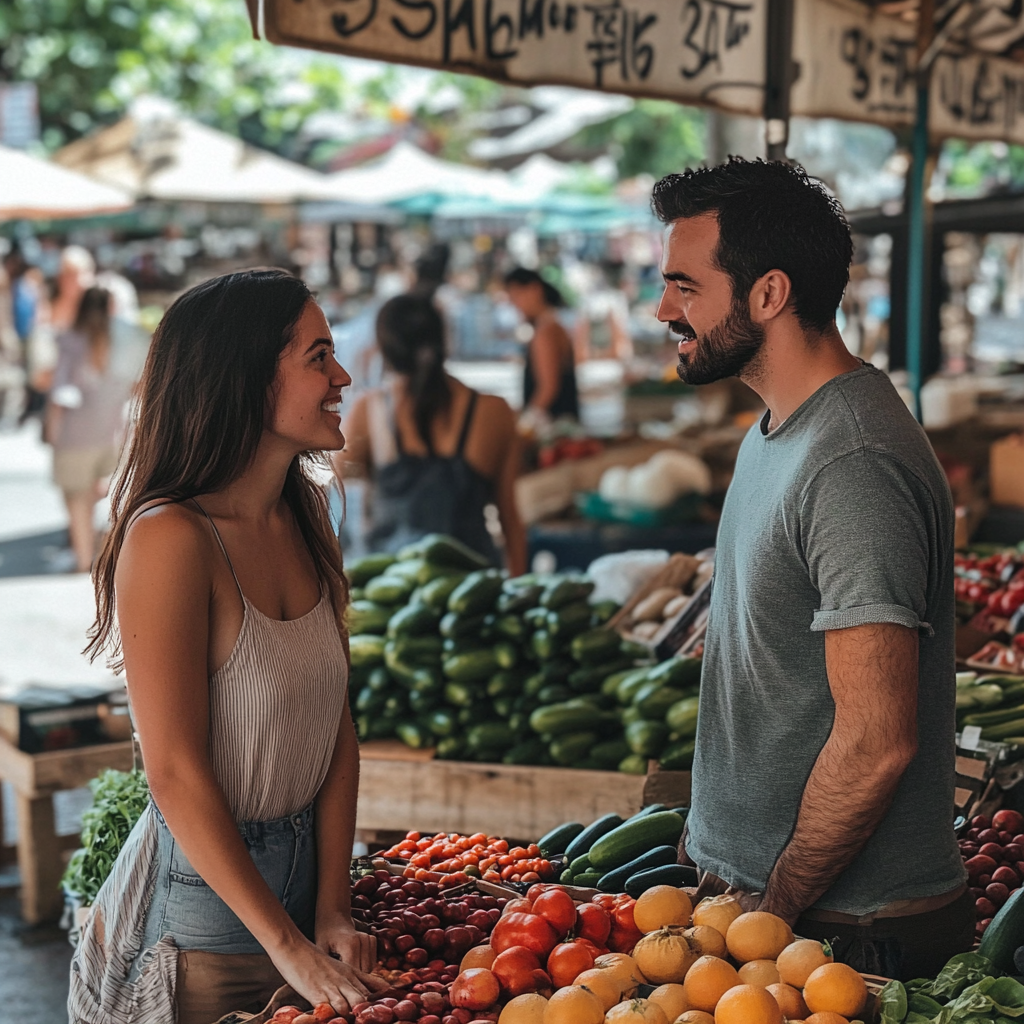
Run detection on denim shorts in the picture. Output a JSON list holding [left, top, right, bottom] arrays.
[[139, 802, 317, 957]]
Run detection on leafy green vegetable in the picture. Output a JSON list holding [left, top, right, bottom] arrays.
[[908, 992, 944, 1016], [880, 980, 908, 1024], [62, 769, 149, 905], [930, 953, 998, 1001]]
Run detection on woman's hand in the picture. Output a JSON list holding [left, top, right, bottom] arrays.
[[317, 911, 377, 973], [271, 932, 388, 1014]]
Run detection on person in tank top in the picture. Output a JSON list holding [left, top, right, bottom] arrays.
[[338, 293, 527, 575], [70, 270, 387, 1024]]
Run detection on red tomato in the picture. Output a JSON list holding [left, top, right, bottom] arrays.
[[613, 900, 637, 931], [491, 945, 542, 996], [576, 903, 612, 946], [533, 889, 577, 938], [547, 940, 596, 988], [490, 911, 559, 958], [607, 922, 643, 954], [591, 893, 617, 910]]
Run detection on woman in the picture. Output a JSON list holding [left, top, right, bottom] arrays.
[[504, 267, 579, 425], [47, 288, 133, 572], [71, 270, 385, 1024], [338, 293, 526, 575]]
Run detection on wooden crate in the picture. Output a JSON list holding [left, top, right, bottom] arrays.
[[0, 734, 135, 923]]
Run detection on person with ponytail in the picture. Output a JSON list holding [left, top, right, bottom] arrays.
[[70, 270, 385, 1024], [337, 293, 526, 574]]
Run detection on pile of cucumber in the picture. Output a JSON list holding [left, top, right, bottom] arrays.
[[539, 805, 694, 894], [346, 534, 701, 771]]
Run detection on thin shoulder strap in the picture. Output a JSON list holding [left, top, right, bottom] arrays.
[[385, 386, 406, 457], [190, 498, 244, 603], [456, 390, 479, 457]]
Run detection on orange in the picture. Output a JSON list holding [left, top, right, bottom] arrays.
[[802, 963, 867, 1018], [766, 982, 809, 1020], [594, 953, 647, 997], [692, 895, 743, 937], [675, 1014, 716, 1024], [684, 925, 727, 959], [737, 960, 781, 988], [681, 955, 740, 1013], [542, 985, 604, 1024], [805, 1014, 851, 1024], [605, 998, 671, 1024], [634, 928, 699, 985], [573, 968, 623, 1011], [648, 983, 689, 1022], [461, 944, 497, 971], [725, 912, 794, 963], [634, 886, 694, 933], [498, 993, 548, 1024], [713, 984, 783, 1024], [776, 940, 834, 988]]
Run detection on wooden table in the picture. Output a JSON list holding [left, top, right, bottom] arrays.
[[0, 735, 134, 924]]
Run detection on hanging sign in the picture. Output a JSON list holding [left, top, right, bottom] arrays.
[[256, 0, 766, 115], [791, 0, 1024, 145]]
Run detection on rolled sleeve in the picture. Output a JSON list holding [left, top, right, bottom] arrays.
[[802, 450, 936, 636]]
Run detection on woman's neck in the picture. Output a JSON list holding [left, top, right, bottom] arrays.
[[201, 436, 298, 523]]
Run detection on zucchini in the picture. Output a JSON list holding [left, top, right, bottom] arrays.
[[977, 885, 1024, 974], [408, 668, 442, 693], [546, 602, 594, 637], [617, 668, 655, 706], [568, 853, 593, 875], [621, 706, 645, 726], [523, 606, 549, 629], [622, 803, 666, 825], [530, 701, 609, 736], [647, 657, 703, 690], [427, 709, 458, 736], [458, 703, 492, 727], [382, 692, 409, 718], [597, 846, 678, 892], [364, 574, 415, 605], [603, 668, 639, 698], [444, 649, 500, 681], [487, 671, 524, 698], [626, 719, 670, 757], [524, 673, 548, 697], [355, 685, 386, 714], [619, 753, 648, 774], [589, 810, 687, 872], [633, 683, 688, 719], [492, 695, 515, 718], [537, 684, 573, 705], [982, 717, 1024, 741], [367, 667, 393, 693], [465, 722, 516, 757], [540, 659, 575, 683], [346, 552, 397, 587], [531, 630, 561, 661], [389, 635, 443, 666], [560, 868, 574, 883], [659, 739, 696, 771], [549, 731, 598, 766], [448, 570, 504, 616], [589, 738, 631, 769], [591, 599, 621, 624], [563, 812, 625, 862], [494, 614, 527, 642], [417, 533, 491, 570], [572, 628, 623, 666], [569, 665, 609, 693], [666, 696, 700, 736], [395, 721, 431, 749], [494, 641, 519, 670], [347, 600, 393, 635], [625, 864, 697, 897], [573, 870, 604, 888], [387, 603, 441, 639], [538, 822, 585, 857], [503, 738, 549, 765], [440, 610, 487, 640], [435, 736, 465, 760], [498, 584, 545, 614], [962, 702, 1024, 727], [383, 558, 428, 584], [420, 574, 468, 614], [357, 715, 395, 741], [408, 689, 440, 714], [444, 682, 476, 707], [349, 634, 386, 668], [541, 575, 595, 609]]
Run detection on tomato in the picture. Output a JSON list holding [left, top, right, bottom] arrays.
[[547, 940, 596, 988], [591, 894, 617, 910], [491, 945, 543, 996], [607, 921, 643, 954], [576, 903, 612, 946], [490, 911, 560, 958], [613, 901, 637, 930], [533, 888, 577, 939]]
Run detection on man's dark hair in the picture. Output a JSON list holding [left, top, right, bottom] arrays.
[[651, 158, 853, 333]]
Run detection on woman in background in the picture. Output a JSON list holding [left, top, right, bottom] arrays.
[[504, 267, 579, 427], [338, 293, 526, 574]]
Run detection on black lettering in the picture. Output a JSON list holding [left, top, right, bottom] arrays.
[[971, 59, 999, 124], [443, 0, 477, 60], [391, 0, 436, 38], [485, 0, 518, 56], [840, 28, 872, 101], [680, 0, 750, 79], [632, 11, 656, 78], [331, 0, 378, 37], [564, 4, 578, 29], [519, 0, 544, 38], [550, 1, 561, 28]]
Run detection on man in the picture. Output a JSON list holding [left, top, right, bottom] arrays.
[[655, 158, 970, 980]]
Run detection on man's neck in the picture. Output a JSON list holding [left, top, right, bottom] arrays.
[[742, 323, 861, 433]]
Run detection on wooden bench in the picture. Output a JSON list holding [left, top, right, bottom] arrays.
[[0, 734, 134, 924]]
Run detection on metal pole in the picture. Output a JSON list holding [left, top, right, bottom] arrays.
[[764, 0, 796, 161]]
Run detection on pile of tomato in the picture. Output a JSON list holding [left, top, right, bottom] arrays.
[[955, 550, 1024, 614], [382, 831, 558, 888]]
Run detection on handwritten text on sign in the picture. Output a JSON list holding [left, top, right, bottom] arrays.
[[261, 0, 766, 115]]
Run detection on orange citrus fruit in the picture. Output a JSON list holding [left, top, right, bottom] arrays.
[[802, 963, 867, 1018], [713, 983, 783, 1024], [594, 953, 646, 997], [738, 960, 781, 988], [805, 1014, 851, 1024], [605, 997, 671, 1023], [635, 886, 694, 933], [725, 912, 794, 963], [684, 925, 727, 959], [776, 940, 834, 988], [682, 955, 740, 1013], [675, 1013, 716, 1024], [499, 993, 548, 1024], [648, 983, 689, 1021], [633, 928, 699, 985], [766, 982, 809, 1019], [692, 895, 743, 937], [542, 985, 604, 1024], [573, 968, 623, 1011]]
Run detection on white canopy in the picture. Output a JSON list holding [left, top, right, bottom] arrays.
[[0, 145, 132, 220]]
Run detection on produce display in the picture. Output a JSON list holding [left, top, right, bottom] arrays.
[[959, 809, 1024, 939], [346, 534, 703, 772], [955, 672, 1024, 739], [955, 545, 1024, 672], [617, 556, 713, 646]]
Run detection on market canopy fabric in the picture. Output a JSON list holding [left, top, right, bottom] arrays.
[[0, 145, 132, 221]]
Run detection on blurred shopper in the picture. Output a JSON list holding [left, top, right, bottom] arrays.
[[3, 242, 46, 421], [338, 294, 526, 574], [46, 288, 133, 572], [51, 244, 95, 329], [0, 256, 25, 425], [505, 267, 579, 428]]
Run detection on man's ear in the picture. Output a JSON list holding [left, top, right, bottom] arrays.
[[749, 269, 792, 324]]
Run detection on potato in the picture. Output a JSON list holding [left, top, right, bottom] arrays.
[[631, 620, 661, 640], [662, 593, 690, 620], [632, 587, 683, 623]]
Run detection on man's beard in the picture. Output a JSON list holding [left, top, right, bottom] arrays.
[[674, 298, 766, 386]]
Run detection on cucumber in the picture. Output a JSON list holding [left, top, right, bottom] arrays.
[[538, 822, 585, 857], [597, 845, 679, 892], [666, 696, 700, 736], [978, 884, 1024, 974], [498, 584, 545, 614], [541, 575, 595, 609], [420, 574, 468, 614], [427, 709, 458, 736], [417, 534, 492, 570], [444, 682, 476, 707], [573, 870, 604, 888], [589, 738, 631, 769], [963, 702, 1024, 727], [617, 668, 655, 705], [530, 702, 609, 736], [383, 558, 428, 584], [550, 731, 598, 766], [357, 715, 395, 741], [355, 685, 386, 714], [572, 628, 623, 666], [395, 721, 431, 749], [647, 657, 703, 690], [537, 684, 573, 705], [568, 853, 593, 875], [591, 599, 621, 624], [440, 610, 487, 640], [408, 689, 440, 714], [524, 673, 547, 697], [458, 703, 492, 727], [494, 641, 519, 670], [444, 649, 500, 681], [347, 600, 393, 635], [448, 570, 504, 616], [546, 602, 593, 637], [560, 868, 574, 883], [465, 722, 516, 757], [346, 552, 397, 586], [622, 803, 666, 825], [659, 739, 696, 771], [487, 671, 524, 698], [626, 719, 670, 757], [540, 659, 575, 683], [493, 614, 527, 642], [387, 603, 441, 639], [634, 683, 689, 720], [503, 738, 549, 765], [563, 812, 626, 862], [621, 706, 645, 726], [349, 634, 387, 668], [408, 668, 442, 693], [625, 864, 697, 897], [531, 630, 561, 661], [603, 669, 639, 697], [619, 753, 648, 774], [435, 736, 465, 759], [589, 810, 687, 872], [523, 606, 549, 629], [364, 574, 415, 605], [388, 635, 443, 667], [492, 696, 515, 718], [569, 665, 609, 693], [367, 667, 393, 693]]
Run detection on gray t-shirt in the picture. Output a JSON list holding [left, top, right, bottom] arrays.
[[686, 364, 966, 916]]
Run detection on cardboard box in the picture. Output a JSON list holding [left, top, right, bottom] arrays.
[[990, 433, 1024, 509]]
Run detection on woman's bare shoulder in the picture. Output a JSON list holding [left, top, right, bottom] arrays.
[[119, 501, 212, 577]]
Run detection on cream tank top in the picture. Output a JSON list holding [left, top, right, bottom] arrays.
[[194, 499, 347, 822]]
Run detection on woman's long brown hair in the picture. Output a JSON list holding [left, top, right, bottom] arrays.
[[87, 268, 347, 670]]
